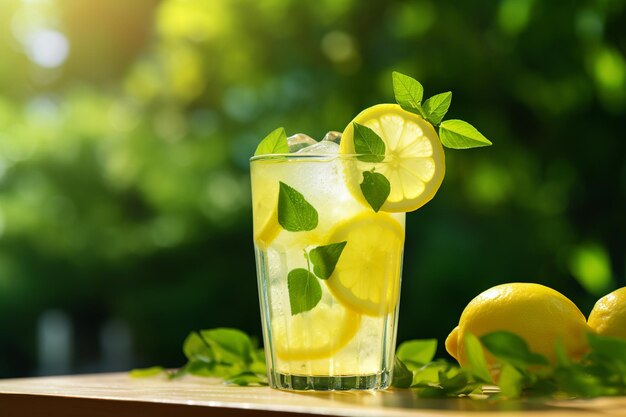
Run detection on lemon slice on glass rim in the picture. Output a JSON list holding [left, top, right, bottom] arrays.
[[339, 103, 445, 213]]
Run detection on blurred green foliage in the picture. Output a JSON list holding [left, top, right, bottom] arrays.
[[0, 0, 625, 377]]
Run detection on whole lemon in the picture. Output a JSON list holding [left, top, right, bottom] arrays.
[[445, 283, 590, 367], [588, 287, 626, 339]]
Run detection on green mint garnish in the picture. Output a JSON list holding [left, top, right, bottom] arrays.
[[392, 71, 425, 118], [200, 328, 255, 366], [480, 331, 549, 367], [439, 119, 493, 149], [254, 127, 288, 156], [498, 363, 524, 398], [422, 92, 452, 126], [463, 333, 493, 384], [166, 328, 267, 385], [353, 122, 386, 162], [391, 357, 414, 388], [396, 339, 438, 367], [392, 72, 492, 148], [360, 171, 390, 212], [130, 366, 166, 378], [277, 182, 318, 232], [308, 241, 347, 279], [287, 268, 322, 315]]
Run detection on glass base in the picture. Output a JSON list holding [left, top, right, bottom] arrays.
[[270, 371, 390, 391]]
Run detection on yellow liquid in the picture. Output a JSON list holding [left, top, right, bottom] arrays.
[[251, 155, 405, 390]]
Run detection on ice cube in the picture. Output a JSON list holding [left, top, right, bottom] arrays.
[[287, 133, 317, 153], [322, 131, 342, 144], [296, 140, 339, 155]]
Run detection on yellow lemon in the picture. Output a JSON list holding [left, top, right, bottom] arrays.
[[325, 212, 404, 316], [445, 283, 590, 367], [588, 287, 626, 339], [339, 104, 445, 212]]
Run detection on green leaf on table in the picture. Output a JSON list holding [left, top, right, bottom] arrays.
[[287, 268, 322, 315], [309, 241, 347, 279], [391, 357, 414, 388], [200, 328, 254, 366], [130, 366, 165, 378], [481, 331, 549, 368], [587, 332, 626, 365], [360, 171, 390, 213], [254, 127, 288, 156], [439, 120, 492, 149], [392, 71, 425, 117], [278, 182, 318, 232], [225, 372, 269, 386], [438, 369, 469, 393], [464, 333, 493, 384], [412, 359, 454, 386], [422, 92, 452, 126], [397, 339, 438, 369], [353, 122, 386, 162], [183, 331, 213, 362], [250, 348, 267, 375], [498, 363, 524, 398]]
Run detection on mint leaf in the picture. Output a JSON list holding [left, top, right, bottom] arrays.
[[397, 339, 438, 368], [439, 119, 492, 149], [130, 366, 165, 378], [225, 372, 268, 386], [309, 241, 347, 279], [481, 331, 549, 368], [587, 332, 626, 365], [392, 71, 426, 117], [287, 268, 322, 315], [200, 328, 254, 366], [464, 333, 493, 384], [353, 122, 385, 162], [360, 171, 390, 212], [498, 363, 524, 398], [422, 92, 452, 126], [411, 359, 453, 385], [183, 331, 213, 363], [392, 357, 414, 388], [254, 127, 288, 155], [278, 182, 318, 232]]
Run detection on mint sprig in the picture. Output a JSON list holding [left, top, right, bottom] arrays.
[[392, 71, 492, 149], [254, 127, 288, 155], [277, 182, 318, 232]]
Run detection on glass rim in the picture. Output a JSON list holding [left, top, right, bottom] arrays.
[[250, 153, 423, 162]]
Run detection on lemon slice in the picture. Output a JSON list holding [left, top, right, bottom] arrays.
[[339, 103, 445, 212], [325, 212, 404, 316], [272, 303, 361, 361]]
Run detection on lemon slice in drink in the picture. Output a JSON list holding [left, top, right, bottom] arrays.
[[325, 212, 404, 316], [340, 104, 445, 212], [272, 303, 361, 361]]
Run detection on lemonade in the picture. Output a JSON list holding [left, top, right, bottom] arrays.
[[251, 72, 490, 391], [251, 154, 405, 390]]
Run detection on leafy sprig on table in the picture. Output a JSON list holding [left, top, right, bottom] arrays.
[[133, 328, 626, 399], [393, 331, 626, 399]]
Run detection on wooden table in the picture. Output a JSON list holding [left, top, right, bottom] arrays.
[[1, 373, 625, 416]]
